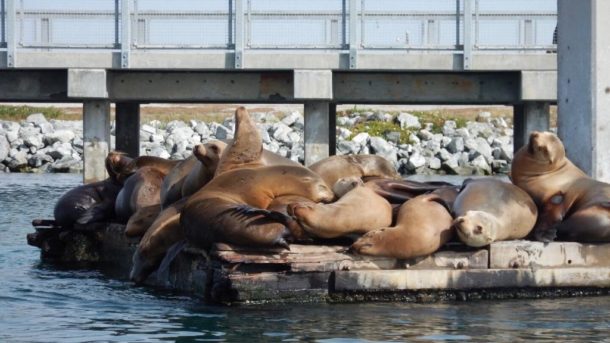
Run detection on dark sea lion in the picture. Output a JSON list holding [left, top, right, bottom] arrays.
[[452, 179, 537, 247], [350, 193, 454, 259], [512, 131, 610, 242], [53, 179, 122, 228], [124, 204, 162, 237], [287, 183, 393, 239], [181, 141, 227, 198], [105, 151, 133, 183], [363, 178, 457, 204], [309, 154, 401, 190], [181, 165, 334, 249], [160, 155, 198, 208], [114, 166, 166, 223]]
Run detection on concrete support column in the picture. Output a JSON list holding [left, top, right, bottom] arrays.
[[304, 101, 330, 166], [83, 100, 111, 184], [329, 103, 337, 156], [513, 102, 550, 152], [558, 0, 610, 182], [115, 102, 140, 158]]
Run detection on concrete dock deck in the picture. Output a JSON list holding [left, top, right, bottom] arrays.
[[27, 222, 610, 305]]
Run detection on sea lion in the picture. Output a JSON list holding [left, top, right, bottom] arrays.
[[350, 193, 454, 259], [308, 155, 401, 191], [452, 179, 537, 247], [363, 178, 457, 204], [287, 183, 393, 239], [124, 204, 162, 237], [160, 155, 198, 208], [512, 131, 610, 242], [114, 166, 166, 223], [214, 107, 299, 177], [181, 165, 334, 249], [117, 155, 180, 184], [53, 152, 129, 228], [181, 141, 227, 198], [130, 198, 186, 284]]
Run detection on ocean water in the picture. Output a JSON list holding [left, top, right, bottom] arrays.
[[1, 173, 609, 342]]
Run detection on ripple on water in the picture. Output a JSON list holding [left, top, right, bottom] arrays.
[[1, 174, 610, 342]]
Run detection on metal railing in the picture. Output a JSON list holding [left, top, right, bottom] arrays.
[[1, 0, 557, 67]]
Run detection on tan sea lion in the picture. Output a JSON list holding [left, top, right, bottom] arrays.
[[130, 198, 186, 284], [363, 178, 457, 204], [512, 131, 610, 242], [180, 141, 227, 198], [117, 156, 180, 184], [160, 155, 198, 208], [114, 166, 166, 223], [350, 193, 454, 259], [452, 179, 537, 247], [181, 165, 334, 249], [124, 204, 162, 237], [308, 155, 401, 191], [287, 183, 393, 239]]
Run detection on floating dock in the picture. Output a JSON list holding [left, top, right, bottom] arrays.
[[27, 222, 610, 305]]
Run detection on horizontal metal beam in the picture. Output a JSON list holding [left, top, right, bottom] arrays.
[[333, 72, 521, 104], [0, 70, 68, 101], [107, 71, 294, 102]]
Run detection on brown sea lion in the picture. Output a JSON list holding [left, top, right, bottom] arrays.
[[117, 156, 180, 184], [130, 198, 186, 284], [452, 179, 537, 247], [105, 151, 133, 183], [114, 166, 166, 223], [124, 204, 162, 237], [160, 155, 198, 208], [512, 131, 610, 242], [350, 193, 454, 259], [309, 155, 401, 191], [363, 178, 457, 204], [181, 165, 334, 249], [181, 141, 227, 198], [287, 183, 393, 239]]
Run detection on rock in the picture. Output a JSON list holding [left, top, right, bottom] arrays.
[[477, 111, 491, 122], [337, 127, 352, 140], [351, 132, 370, 146], [446, 137, 464, 153], [166, 120, 188, 132], [43, 130, 75, 145], [397, 113, 421, 129], [337, 117, 350, 126], [366, 112, 389, 122], [290, 146, 304, 163], [407, 152, 426, 171], [7, 150, 28, 171], [281, 111, 302, 127], [455, 127, 470, 139], [141, 124, 156, 135], [442, 120, 457, 136], [441, 155, 461, 175], [149, 146, 171, 159], [214, 124, 232, 140], [265, 141, 280, 154], [422, 139, 441, 157], [437, 148, 452, 162], [19, 125, 41, 141], [337, 140, 361, 155], [46, 143, 74, 160], [49, 157, 83, 173], [150, 134, 164, 143], [26, 113, 48, 126], [491, 159, 510, 173], [369, 137, 397, 163], [271, 123, 293, 146], [385, 131, 401, 144], [408, 133, 420, 144], [23, 134, 44, 149], [428, 157, 441, 170], [417, 129, 434, 141], [28, 153, 53, 168], [0, 135, 9, 161], [193, 122, 211, 137], [471, 155, 492, 175]]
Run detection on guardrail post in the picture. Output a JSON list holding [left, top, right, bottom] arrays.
[[234, 0, 244, 69], [120, 0, 131, 68], [6, 0, 16, 67], [348, 0, 358, 69], [463, 0, 473, 70]]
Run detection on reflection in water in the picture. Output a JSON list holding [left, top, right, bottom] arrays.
[[0, 174, 609, 342]]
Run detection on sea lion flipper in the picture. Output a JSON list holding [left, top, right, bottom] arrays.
[[155, 239, 187, 283]]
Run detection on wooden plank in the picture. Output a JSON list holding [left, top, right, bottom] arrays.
[[489, 241, 610, 269], [213, 243, 346, 254], [402, 249, 489, 270], [334, 268, 610, 291]]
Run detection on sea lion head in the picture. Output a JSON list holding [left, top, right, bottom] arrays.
[[295, 170, 334, 203], [194, 140, 227, 168], [527, 131, 566, 165], [105, 151, 132, 183], [350, 228, 389, 256], [130, 249, 156, 285], [453, 210, 496, 247], [332, 177, 364, 198]]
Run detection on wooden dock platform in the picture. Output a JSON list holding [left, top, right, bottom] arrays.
[[26, 222, 610, 305]]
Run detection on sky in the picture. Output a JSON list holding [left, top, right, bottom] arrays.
[[7, 0, 557, 49]]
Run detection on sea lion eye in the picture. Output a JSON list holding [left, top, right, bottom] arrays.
[[474, 225, 483, 234]]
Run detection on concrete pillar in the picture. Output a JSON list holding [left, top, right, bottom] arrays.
[[513, 102, 550, 152], [329, 103, 337, 156], [83, 100, 111, 184], [558, 0, 610, 182], [304, 101, 330, 166], [115, 102, 140, 158]]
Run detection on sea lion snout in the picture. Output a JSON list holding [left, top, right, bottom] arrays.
[[453, 213, 494, 247]]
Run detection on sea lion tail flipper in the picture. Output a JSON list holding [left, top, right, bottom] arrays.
[[156, 240, 188, 284], [76, 204, 108, 225]]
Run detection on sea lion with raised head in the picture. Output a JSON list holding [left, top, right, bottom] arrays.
[[181, 165, 334, 249], [287, 181, 393, 239], [116, 155, 180, 184], [350, 193, 454, 259], [452, 178, 537, 247], [180, 141, 227, 198], [512, 131, 610, 242]]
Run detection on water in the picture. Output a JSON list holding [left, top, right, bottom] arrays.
[[1, 173, 609, 342]]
